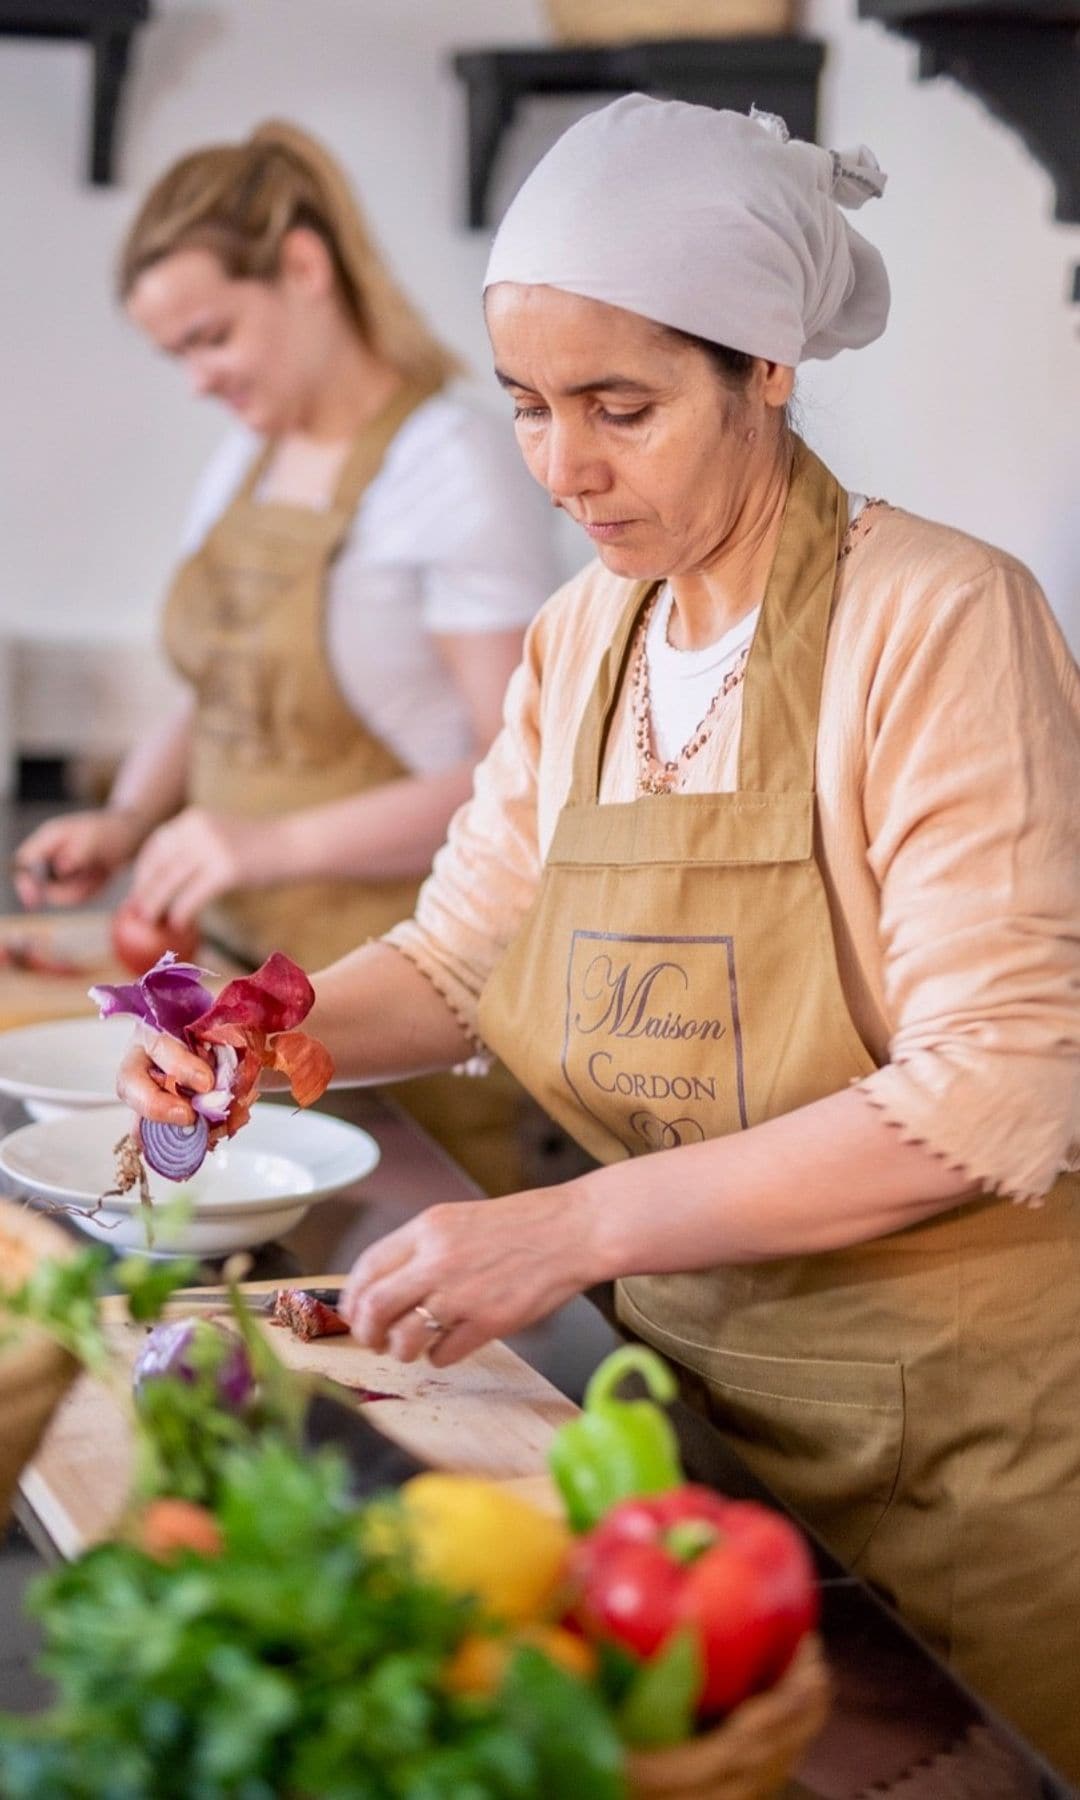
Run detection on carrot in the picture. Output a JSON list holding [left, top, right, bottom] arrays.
[[136, 1497, 224, 1561]]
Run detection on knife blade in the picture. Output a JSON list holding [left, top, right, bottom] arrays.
[[163, 1286, 344, 1314]]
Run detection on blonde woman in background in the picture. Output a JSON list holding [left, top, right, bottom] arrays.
[[15, 121, 559, 1193]]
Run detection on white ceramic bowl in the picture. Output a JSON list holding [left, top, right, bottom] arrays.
[[0, 1103, 380, 1257], [0, 1015, 134, 1120]]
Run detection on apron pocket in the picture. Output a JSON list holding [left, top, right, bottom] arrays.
[[616, 1286, 905, 1568]]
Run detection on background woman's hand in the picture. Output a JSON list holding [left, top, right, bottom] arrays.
[[13, 809, 145, 908], [130, 807, 281, 927], [340, 1183, 602, 1367]]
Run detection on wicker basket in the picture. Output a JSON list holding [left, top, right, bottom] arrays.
[[544, 0, 795, 45], [0, 1201, 78, 1530], [626, 1633, 830, 1800]]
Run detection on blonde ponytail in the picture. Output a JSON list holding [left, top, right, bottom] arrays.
[[118, 119, 461, 388]]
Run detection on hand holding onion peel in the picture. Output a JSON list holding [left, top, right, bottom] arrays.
[[91, 951, 333, 1184]]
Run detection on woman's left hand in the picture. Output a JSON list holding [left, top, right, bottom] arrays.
[[130, 807, 280, 927], [340, 1184, 600, 1367]]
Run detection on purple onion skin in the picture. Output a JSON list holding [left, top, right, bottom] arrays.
[[133, 1316, 255, 1414], [89, 954, 215, 1037], [216, 1337, 255, 1411], [138, 1113, 210, 1181], [133, 1318, 198, 1388]]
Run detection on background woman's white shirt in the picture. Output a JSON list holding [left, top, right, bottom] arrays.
[[177, 387, 560, 774]]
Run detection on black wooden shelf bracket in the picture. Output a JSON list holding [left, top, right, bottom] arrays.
[[0, 3, 152, 185], [451, 37, 826, 229], [89, 24, 135, 185], [858, 4, 1080, 226]]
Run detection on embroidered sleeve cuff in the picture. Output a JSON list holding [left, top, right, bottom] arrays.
[[853, 1054, 1079, 1207], [382, 925, 494, 1075]]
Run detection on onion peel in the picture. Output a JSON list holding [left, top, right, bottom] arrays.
[[92, 950, 334, 1191], [262, 1030, 335, 1108], [190, 952, 317, 1042]]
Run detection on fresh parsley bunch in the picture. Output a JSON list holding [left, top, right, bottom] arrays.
[[2, 1243, 304, 1509], [0, 1442, 624, 1800], [1, 1244, 201, 1377]]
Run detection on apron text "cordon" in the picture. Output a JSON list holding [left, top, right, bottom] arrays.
[[586, 1053, 718, 1101]]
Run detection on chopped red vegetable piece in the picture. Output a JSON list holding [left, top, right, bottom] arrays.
[[272, 1288, 350, 1341]]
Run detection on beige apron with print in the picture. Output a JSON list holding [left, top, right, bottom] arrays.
[[163, 380, 527, 1197], [479, 440, 1080, 1779]]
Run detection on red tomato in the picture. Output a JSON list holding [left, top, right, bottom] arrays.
[[567, 1486, 818, 1719], [110, 897, 200, 977]]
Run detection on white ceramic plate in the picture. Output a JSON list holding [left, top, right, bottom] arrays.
[[0, 1013, 379, 1120], [0, 1103, 380, 1257], [0, 1015, 134, 1119]]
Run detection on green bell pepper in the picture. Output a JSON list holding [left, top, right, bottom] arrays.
[[548, 1344, 683, 1532]]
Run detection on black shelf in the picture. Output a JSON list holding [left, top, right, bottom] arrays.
[[860, 0, 1075, 17], [451, 36, 826, 227], [0, 0, 151, 184], [858, 1, 1080, 224]]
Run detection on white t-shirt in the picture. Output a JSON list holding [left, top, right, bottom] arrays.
[[178, 388, 560, 774], [646, 493, 867, 761]]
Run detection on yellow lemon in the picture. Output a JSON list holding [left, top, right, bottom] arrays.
[[399, 1473, 570, 1622]]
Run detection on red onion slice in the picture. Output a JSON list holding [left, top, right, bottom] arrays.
[[138, 1114, 210, 1182]]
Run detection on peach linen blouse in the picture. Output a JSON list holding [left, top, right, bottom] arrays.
[[386, 503, 1080, 1204]]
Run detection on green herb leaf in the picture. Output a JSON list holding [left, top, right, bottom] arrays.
[[114, 1255, 201, 1323], [0, 1324, 633, 1800], [617, 1629, 702, 1749], [500, 1645, 626, 1798], [0, 1443, 631, 1799], [1, 1246, 111, 1375], [221, 1278, 306, 1449]]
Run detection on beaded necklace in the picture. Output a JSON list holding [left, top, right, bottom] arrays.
[[629, 503, 885, 797], [630, 588, 752, 796]]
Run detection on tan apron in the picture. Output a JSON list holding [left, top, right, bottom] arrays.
[[163, 380, 527, 1196], [479, 440, 1080, 1779]]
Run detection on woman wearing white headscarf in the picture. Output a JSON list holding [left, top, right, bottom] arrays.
[[122, 97, 1080, 1771]]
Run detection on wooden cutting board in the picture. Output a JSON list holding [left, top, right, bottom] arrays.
[[0, 910, 124, 1031], [0, 911, 240, 1032], [20, 1277, 574, 1558]]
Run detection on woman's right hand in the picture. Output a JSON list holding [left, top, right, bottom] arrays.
[[13, 809, 145, 908], [117, 1031, 213, 1125]]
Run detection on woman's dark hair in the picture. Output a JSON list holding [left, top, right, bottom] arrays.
[[663, 327, 755, 387], [664, 325, 796, 432]]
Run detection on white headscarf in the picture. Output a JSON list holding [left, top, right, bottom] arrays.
[[483, 95, 889, 365]]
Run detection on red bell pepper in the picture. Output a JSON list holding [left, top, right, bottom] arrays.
[[567, 1485, 818, 1717]]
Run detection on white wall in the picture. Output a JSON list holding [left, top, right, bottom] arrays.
[[800, 0, 1080, 632], [0, 0, 1076, 756], [0, 0, 555, 661]]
